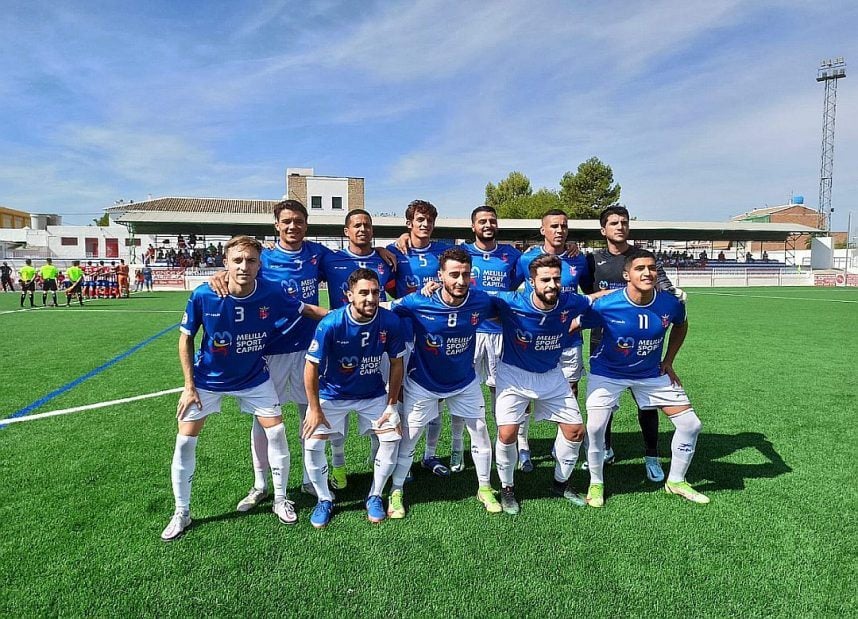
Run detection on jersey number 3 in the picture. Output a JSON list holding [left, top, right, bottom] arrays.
[[235, 307, 245, 322]]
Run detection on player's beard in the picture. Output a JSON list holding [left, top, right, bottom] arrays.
[[444, 283, 468, 300], [535, 287, 558, 307]]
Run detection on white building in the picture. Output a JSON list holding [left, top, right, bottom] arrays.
[[285, 167, 365, 214]]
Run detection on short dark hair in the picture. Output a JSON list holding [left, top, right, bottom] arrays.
[[347, 267, 379, 289], [438, 247, 471, 271], [72, 260, 80, 266], [25, 259, 32, 265], [528, 254, 562, 277], [273, 199, 308, 222], [600, 205, 630, 227], [405, 200, 437, 223], [345, 209, 372, 227], [470, 205, 497, 222], [623, 248, 655, 271], [541, 209, 567, 220], [46, 258, 53, 263]]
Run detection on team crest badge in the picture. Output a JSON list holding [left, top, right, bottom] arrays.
[[259, 306, 269, 320], [379, 330, 387, 344], [378, 263, 385, 275], [560, 310, 569, 323], [661, 314, 671, 328], [310, 256, 318, 265], [470, 312, 480, 326], [569, 265, 577, 276], [501, 253, 509, 262]]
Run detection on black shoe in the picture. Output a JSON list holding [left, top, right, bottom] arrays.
[[500, 486, 520, 515]]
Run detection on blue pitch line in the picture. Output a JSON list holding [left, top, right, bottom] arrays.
[[2, 323, 178, 425]]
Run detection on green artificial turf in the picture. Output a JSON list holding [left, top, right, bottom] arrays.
[[0, 287, 855, 617]]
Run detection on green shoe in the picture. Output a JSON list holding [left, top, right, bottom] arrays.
[[665, 481, 710, 504], [586, 483, 604, 508], [551, 480, 586, 507], [387, 489, 406, 519], [500, 486, 520, 515], [450, 450, 465, 473], [477, 486, 502, 514], [330, 465, 347, 490]]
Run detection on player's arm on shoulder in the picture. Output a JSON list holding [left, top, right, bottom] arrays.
[[300, 302, 329, 321], [176, 332, 201, 419], [393, 233, 411, 254], [207, 269, 230, 298], [420, 279, 441, 296], [374, 245, 397, 271], [585, 288, 612, 302]]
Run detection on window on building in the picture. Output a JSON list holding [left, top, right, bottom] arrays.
[[124, 238, 142, 246], [60, 237, 79, 246], [332, 196, 343, 210], [311, 196, 322, 209]]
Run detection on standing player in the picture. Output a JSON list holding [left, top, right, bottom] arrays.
[[388, 247, 501, 517], [142, 262, 153, 292], [513, 209, 592, 472], [160, 235, 328, 541], [449, 205, 523, 472], [577, 250, 707, 508], [83, 261, 96, 299], [492, 255, 596, 514], [64, 260, 85, 307], [116, 259, 130, 298], [1, 262, 14, 292], [583, 206, 685, 482], [388, 199, 452, 477], [18, 259, 36, 307], [39, 258, 59, 307], [301, 269, 405, 527]]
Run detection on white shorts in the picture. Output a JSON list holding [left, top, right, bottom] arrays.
[[560, 345, 583, 383], [265, 350, 308, 405], [495, 362, 582, 427], [181, 379, 281, 421], [403, 376, 485, 429], [317, 394, 398, 441], [586, 373, 691, 411], [474, 332, 503, 387]]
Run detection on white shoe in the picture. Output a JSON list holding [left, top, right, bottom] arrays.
[[161, 510, 191, 541], [236, 487, 269, 512], [645, 456, 665, 482], [273, 499, 298, 524]]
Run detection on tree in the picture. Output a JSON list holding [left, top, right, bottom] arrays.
[[485, 171, 532, 209], [559, 156, 621, 219], [92, 213, 110, 227]]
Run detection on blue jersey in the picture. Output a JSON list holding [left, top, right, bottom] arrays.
[[517, 246, 592, 347], [387, 241, 451, 342], [306, 306, 405, 401], [391, 289, 494, 393], [260, 240, 331, 355], [460, 242, 523, 334], [180, 281, 304, 392], [321, 249, 393, 310], [582, 289, 687, 380], [492, 291, 591, 373]]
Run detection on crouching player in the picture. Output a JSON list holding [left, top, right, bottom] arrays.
[[161, 235, 328, 541], [492, 255, 597, 514], [577, 250, 708, 508], [302, 268, 405, 527]]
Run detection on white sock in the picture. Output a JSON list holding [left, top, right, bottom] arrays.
[[330, 425, 346, 468], [451, 415, 465, 453], [424, 416, 441, 459], [553, 432, 582, 483], [495, 438, 517, 488], [586, 408, 611, 485], [517, 414, 531, 451], [667, 409, 702, 483], [263, 423, 290, 502], [296, 404, 310, 485], [369, 433, 380, 463], [464, 417, 492, 486], [369, 438, 399, 496], [391, 425, 422, 491], [171, 434, 197, 513], [250, 417, 269, 491], [304, 437, 333, 502]]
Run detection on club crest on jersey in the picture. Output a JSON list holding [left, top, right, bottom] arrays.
[[470, 312, 481, 326], [377, 263, 385, 275], [210, 331, 233, 356], [615, 337, 635, 356], [339, 356, 359, 374], [515, 329, 533, 350], [470, 266, 480, 286], [259, 306, 269, 320], [500, 253, 509, 262], [283, 279, 299, 296], [559, 310, 570, 323], [661, 314, 671, 328], [423, 333, 443, 355], [310, 255, 318, 265], [379, 330, 387, 344]]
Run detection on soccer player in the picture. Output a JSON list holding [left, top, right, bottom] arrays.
[[492, 255, 596, 514], [1, 262, 14, 292], [160, 235, 328, 542], [388, 199, 452, 477], [65, 260, 85, 307], [19, 259, 36, 307], [39, 258, 59, 307], [583, 205, 684, 482], [449, 205, 523, 472], [388, 247, 501, 516], [83, 261, 96, 298], [116, 259, 130, 298], [513, 209, 592, 472], [577, 250, 708, 508], [142, 262, 153, 292], [301, 268, 405, 527]]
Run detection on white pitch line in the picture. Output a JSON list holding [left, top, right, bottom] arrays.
[[0, 307, 180, 315], [0, 306, 49, 316], [693, 291, 858, 304], [2, 388, 183, 425]]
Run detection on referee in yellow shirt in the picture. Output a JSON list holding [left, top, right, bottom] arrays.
[[65, 260, 85, 307], [19, 258, 37, 308], [39, 258, 59, 307]]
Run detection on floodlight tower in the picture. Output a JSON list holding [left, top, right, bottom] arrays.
[[816, 57, 846, 233]]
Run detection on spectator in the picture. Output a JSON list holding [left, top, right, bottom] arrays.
[[718, 251, 726, 261]]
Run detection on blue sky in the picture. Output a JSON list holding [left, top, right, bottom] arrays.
[[1, 1, 856, 231]]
